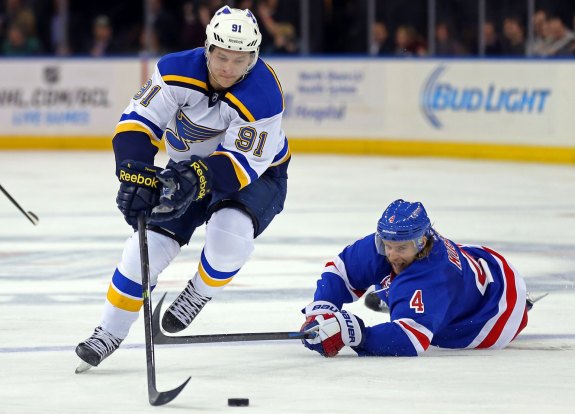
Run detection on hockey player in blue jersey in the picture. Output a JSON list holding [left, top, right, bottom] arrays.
[[301, 199, 529, 357], [75, 6, 290, 372]]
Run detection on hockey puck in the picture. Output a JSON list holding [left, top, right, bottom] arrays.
[[228, 398, 249, 407]]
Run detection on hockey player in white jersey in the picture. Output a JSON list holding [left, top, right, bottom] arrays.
[[75, 6, 290, 372]]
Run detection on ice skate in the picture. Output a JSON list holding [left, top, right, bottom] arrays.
[[526, 292, 549, 311], [162, 280, 211, 333], [75, 326, 123, 373]]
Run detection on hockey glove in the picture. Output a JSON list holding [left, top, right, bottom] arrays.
[[116, 160, 161, 228], [300, 310, 365, 357], [150, 156, 211, 222]]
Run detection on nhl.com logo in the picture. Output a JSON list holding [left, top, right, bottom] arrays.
[[420, 65, 551, 129]]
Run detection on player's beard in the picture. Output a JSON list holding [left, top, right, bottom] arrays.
[[390, 261, 407, 274], [388, 257, 415, 274]]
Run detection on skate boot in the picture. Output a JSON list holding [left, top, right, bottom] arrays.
[[162, 280, 211, 333], [75, 326, 123, 373], [364, 292, 389, 313]]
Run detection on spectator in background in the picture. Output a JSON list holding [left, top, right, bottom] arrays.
[[541, 15, 575, 56], [2, 22, 41, 55], [139, 25, 167, 56], [370, 21, 394, 55], [49, 0, 70, 55], [208, 0, 226, 13], [270, 22, 298, 54], [236, 0, 254, 10], [255, 0, 298, 55], [394, 25, 426, 57], [483, 21, 502, 55], [149, 0, 178, 52], [180, 1, 209, 49], [435, 22, 466, 56], [501, 16, 525, 55], [256, 0, 280, 54], [3, 0, 36, 38], [85, 15, 120, 57], [529, 9, 550, 56]]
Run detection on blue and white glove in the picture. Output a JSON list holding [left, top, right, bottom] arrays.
[[300, 301, 365, 357], [150, 156, 211, 222]]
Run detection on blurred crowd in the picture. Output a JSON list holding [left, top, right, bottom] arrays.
[[371, 8, 575, 57], [0, 0, 574, 57]]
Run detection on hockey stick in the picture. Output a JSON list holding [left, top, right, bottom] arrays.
[[138, 214, 190, 406], [152, 292, 315, 345], [0, 184, 39, 225]]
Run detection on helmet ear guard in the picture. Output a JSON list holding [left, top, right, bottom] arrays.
[[375, 199, 432, 254], [205, 6, 262, 72]]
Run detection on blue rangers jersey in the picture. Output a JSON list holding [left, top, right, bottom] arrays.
[[306, 232, 528, 356], [112, 48, 290, 194]]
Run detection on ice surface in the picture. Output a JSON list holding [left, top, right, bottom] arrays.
[[0, 151, 574, 413]]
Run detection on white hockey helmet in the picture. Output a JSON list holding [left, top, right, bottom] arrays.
[[205, 6, 262, 71]]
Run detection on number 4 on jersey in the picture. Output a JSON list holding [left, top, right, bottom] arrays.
[[410, 290, 425, 313]]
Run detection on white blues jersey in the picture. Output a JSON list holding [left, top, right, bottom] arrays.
[[307, 232, 528, 356], [112, 47, 290, 193]]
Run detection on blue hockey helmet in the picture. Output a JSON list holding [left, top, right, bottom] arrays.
[[376, 199, 431, 252]]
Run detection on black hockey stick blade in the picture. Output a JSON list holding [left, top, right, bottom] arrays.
[[152, 292, 315, 345], [0, 184, 39, 225], [138, 214, 190, 406]]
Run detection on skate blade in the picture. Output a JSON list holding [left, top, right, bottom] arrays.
[[75, 360, 94, 374], [529, 292, 549, 303]]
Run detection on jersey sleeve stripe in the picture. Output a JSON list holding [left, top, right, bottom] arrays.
[[460, 248, 486, 286], [115, 122, 156, 141], [223, 92, 256, 122], [394, 318, 433, 354], [472, 247, 527, 349], [211, 150, 251, 189], [264, 62, 285, 110], [118, 111, 164, 139], [328, 256, 364, 300], [215, 146, 259, 180], [270, 138, 291, 166], [161, 74, 208, 92]]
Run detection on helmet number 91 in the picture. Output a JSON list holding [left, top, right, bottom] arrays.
[[232, 24, 242, 33]]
